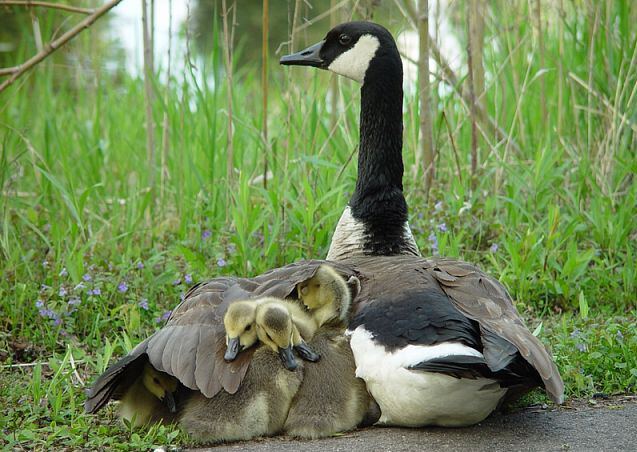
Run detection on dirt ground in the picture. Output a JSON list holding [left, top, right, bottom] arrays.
[[189, 396, 637, 452]]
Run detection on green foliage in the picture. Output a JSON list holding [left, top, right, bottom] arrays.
[[0, 0, 635, 449]]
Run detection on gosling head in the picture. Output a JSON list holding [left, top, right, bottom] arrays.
[[280, 21, 400, 84], [255, 303, 298, 371], [223, 301, 258, 361], [141, 363, 178, 413], [298, 265, 351, 323]]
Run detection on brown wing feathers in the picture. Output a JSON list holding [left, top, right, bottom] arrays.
[[428, 259, 564, 403]]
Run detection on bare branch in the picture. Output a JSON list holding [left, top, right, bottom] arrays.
[[0, 0, 124, 93], [141, 0, 156, 200], [262, 0, 269, 189], [416, 0, 435, 196], [0, 1, 94, 14], [398, 1, 521, 155]]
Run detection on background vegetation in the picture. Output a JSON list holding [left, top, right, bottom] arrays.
[[0, 0, 635, 449]]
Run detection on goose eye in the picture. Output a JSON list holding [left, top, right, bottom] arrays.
[[338, 34, 351, 46]]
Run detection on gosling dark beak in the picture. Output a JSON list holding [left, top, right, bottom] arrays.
[[224, 337, 240, 362], [294, 342, 320, 362], [278, 345, 298, 371], [164, 390, 176, 413], [280, 40, 325, 67]]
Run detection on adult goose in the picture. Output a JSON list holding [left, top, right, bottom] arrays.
[[280, 21, 564, 425], [85, 21, 564, 431]]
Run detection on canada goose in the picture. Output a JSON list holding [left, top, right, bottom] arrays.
[[280, 21, 565, 426], [86, 22, 564, 432], [284, 265, 377, 438]]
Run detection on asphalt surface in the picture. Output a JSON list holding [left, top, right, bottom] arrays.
[[192, 397, 637, 452]]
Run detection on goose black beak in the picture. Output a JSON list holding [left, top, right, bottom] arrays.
[[224, 337, 240, 361], [164, 390, 176, 413], [278, 345, 299, 371], [280, 41, 325, 67]]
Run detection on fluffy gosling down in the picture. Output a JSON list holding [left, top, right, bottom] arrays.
[[118, 362, 179, 427], [223, 297, 320, 369], [181, 299, 312, 443], [284, 265, 379, 438]]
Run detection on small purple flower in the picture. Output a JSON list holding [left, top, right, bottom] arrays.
[[434, 201, 443, 212], [53, 317, 62, 326], [616, 330, 624, 340], [438, 223, 448, 233], [570, 329, 581, 338], [73, 282, 85, 291], [40, 284, 51, 292], [489, 243, 499, 253], [59, 268, 68, 277], [576, 343, 587, 352], [227, 244, 236, 254], [117, 282, 128, 293], [39, 308, 57, 320], [217, 258, 226, 267], [82, 273, 92, 282], [136, 262, 144, 270], [68, 297, 81, 306], [173, 278, 182, 286], [138, 299, 149, 310], [58, 287, 67, 297], [201, 230, 212, 240], [184, 274, 193, 284], [428, 232, 439, 254], [35, 300, 44, 309], [180, 292, 186, 301], [89, 288, 101, 296], [161, 310, 172, 321]]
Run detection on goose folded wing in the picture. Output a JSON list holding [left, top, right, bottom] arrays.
[[428, 259, 565, 404]]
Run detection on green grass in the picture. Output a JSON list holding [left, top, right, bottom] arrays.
[[1, 1, 636, 449]]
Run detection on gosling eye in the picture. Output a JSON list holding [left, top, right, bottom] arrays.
[[153, 377, 160, 385], [338, 34, 351, 46], [245, 324, 252, 331]]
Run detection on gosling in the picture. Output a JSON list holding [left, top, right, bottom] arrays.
[[296, 264, 356, 327], [180, 301, 307, 443], [284, 265, 378, 438], [223, 300, 261, 361], [223, 297, 319, 367], [118, 362, 179, 426]]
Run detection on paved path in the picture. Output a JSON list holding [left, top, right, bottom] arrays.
[[194, 397, 637, 451]]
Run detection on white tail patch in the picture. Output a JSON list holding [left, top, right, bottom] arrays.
[[327, 35, 380, 83], [347, 326, 506, 427]]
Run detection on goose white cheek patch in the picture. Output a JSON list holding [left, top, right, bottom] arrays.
[[327, 35, 380, 83]]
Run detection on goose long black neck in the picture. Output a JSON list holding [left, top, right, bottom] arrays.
[[347, 49, 414, 256]]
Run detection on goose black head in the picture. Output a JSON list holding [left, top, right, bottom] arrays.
[[280, 21, 399, 84]]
